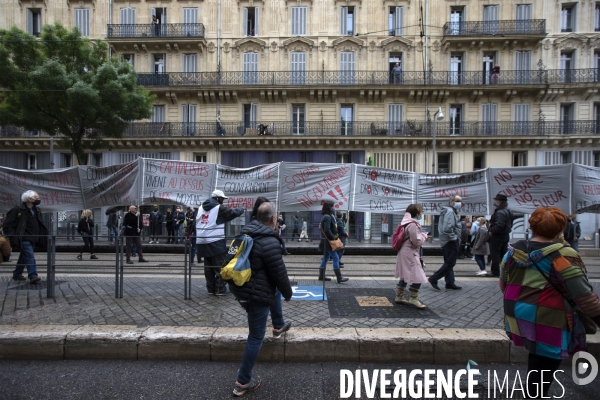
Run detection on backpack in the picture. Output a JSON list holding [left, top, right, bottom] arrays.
[[392, 222, 415, 252], [220, 234, 254, 286]]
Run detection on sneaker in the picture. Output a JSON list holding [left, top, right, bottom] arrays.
[[476, 271, 487, 276], [407, 298, 427, 309], [76, 254, 83, 260], [126, 260, 134, 264], [233, 377, 261, 397], [214, 287, 229, 296], [90, 255, 98, 260], [155, 240, 159, 244], [471, 257, 475, 261], [12, 275, 27, 281], [29, 276, 41, 284], [272, 322, 292, 338], [138, 258, 148, 263]]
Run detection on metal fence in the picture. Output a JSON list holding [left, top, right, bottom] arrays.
[[107, 23, 205, 38], [442, 19, 546, 36]]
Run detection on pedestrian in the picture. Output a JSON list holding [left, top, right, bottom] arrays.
[[77, 209, 98, 260], [317, 200, 349, 283], [298, 217, 309, 242], [165, 208, 174, 244], [335, 211, 349, 266], [188, 207, 203, 266], [464, 216, 473, 257], [123, 205, 148, 264], [395, 204, 431, 309], [489, 193, 513, 277], [106, 209, 119, 245], [277, 213, 291, 255], [469, 216, 480, 260], [173, 206, 185, 244], [291, 215, 300, 240], [229, 201, 293, 397], [0, 221, 12, 265], [563, 214, 581, 251], [428, 195, 462, 291], [149, 205, 163, 244], [458, 216, 468, 259], [392, 62, 403, 84], [3, 190, 48, 284], [500, 207, 600, 398], [196, 190, 244, 296], [471, 217, 489, 275]]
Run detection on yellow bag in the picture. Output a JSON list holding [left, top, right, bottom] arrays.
[[220, 234, 254, 287]]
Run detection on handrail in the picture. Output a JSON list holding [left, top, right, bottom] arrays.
[[107, 23, 205, 38], [442, 19, 546, 36]]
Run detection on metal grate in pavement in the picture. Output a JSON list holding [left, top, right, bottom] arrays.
[[326, 288, 439, 319], [7, 281, 66, 291]]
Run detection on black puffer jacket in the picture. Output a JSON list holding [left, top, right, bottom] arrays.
[[228, 219, 293, 307]]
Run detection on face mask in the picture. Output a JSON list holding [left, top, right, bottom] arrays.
[[493, 202, 500, 208], [154, 208, 158, 211], [453, 202, 462, 210], [33, 199, 41, 206]]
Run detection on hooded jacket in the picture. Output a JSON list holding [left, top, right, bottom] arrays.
[[196, 198, 244, 257], [228, 219, 293, 307]]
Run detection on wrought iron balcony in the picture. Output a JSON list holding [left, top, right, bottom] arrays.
[[443, 19, 546, 36], [136, 69, 600, 87], [107, 24, 205, 39]]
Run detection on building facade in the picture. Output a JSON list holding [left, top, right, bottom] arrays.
[[1, 0, 600, 239]]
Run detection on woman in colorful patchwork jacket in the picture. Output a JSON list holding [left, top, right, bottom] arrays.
[[500, 207, 600, 398]]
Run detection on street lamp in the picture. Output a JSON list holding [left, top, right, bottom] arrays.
[[431, 107, 444, 174]]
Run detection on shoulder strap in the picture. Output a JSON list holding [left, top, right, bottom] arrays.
[[527, 245, 577, 308]]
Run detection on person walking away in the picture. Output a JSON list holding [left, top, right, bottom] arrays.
[[469, 216, 480, 260], [395, 204, 431, 309], [0, 221, 12, 265], [489, 193, 513, 277], [428, 195, 462, 290], [500, 207, 600, 398], [106, 210, 119, 245], [3, 190, 48, 284], [77, 209, 98, 260], [228, 202, 293, 397], [196, 190, 244, 296], [149, 205, 163, 244], [165, 208, 174, 244], [298, 217, 309, 242], [458, 216, 468, 259], [317, 200, 348, 283], [471, 217, 489, 275], [563, 214, 581, 251], [464, 216, 473, 257], [277, 213, 290, 255], [123, 205, 148, 264], [174, 206, 185, 244], [335, 211, 349, 266], [291, 215, 300, 240]]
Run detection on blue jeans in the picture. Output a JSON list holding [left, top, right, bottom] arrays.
[[320, 249, 340, 270], [108, 227, 118, 243], [237, 302, 270, 384], [474, 255, 486, 271], [175, 224, 183, 243], [13, 241, 38, 279], [270, 289, 285, 329], [429, 240, 458, 286]]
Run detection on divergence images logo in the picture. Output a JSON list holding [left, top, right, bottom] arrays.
[[572, 351, 598, 386]]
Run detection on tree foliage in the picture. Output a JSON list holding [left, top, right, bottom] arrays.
[[0, 23, 154, 165]]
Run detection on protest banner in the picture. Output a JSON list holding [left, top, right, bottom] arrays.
[[214, 163, 279, 210], [279, 162, 352, 212], [79, 160, 140, 208], [350, 164, 415, 213], [416, 170, 490, 215], [0, 166, 83, 212], [488, 165, 571, 214], [142, 159, 215, 207], [572, 164, 600, 213]]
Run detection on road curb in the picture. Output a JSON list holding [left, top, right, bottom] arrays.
[[2, 325, 599, 364]]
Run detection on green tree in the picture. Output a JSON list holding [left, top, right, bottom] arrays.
[[0, 23, 154, 165]]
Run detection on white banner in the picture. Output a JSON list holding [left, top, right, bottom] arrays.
[[572, 164, 600, 213], [351, 164, 416, 213], [215, 163, 279, 210], [79, 160, 141, 209], [417, 170, 490, 215]]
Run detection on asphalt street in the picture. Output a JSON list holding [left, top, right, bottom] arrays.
[[1, 360, 599, 399]]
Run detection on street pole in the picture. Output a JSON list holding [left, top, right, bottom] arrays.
[[432, 107, 444, 174]]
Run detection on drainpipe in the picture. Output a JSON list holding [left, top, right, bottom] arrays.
[[216, 0, 221, 118], [424, 0, 430, 172]]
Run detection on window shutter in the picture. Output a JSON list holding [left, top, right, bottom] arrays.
[[75, 9, 90, 37], [255, 8, 259, 36], [182, 105, 189, 123], [189, 105, 197, 123], [27, 9, 33, 34], [395, 7, 404, 36], [243, 8, 248, 36], [596, 6, 600, 30], [388, 104, 403, 123], [292, 7, 306, 36], [340, 7, 348, 35], [250, 104, 257, 125], [514, 104, 530, 122]]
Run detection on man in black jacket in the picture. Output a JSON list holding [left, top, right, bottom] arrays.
[[3, 190, 48, 283], [229, 202, 293, 397], [196, 190, 244, 295], [489, 193, 513, 277], [123, 205, 148, 264], [563, 214, 581, 251]]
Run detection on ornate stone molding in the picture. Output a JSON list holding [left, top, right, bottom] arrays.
[[233, 37, 267, 58], [281, 36, 315, 57]]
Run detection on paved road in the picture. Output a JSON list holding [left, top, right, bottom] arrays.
[[1, 360, 598, 399]]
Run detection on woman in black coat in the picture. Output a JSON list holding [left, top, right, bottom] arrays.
[[77, 209, 98, 260], [165, 208, 174, 244], [317, 200, 348, 283]]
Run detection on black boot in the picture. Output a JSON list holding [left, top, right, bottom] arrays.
[[318, 268, 331, 281], [334, 269, 349, 283]]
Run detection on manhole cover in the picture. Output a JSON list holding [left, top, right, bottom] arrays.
[[8, 281, 66, 290], [327, 288, 439, 319]]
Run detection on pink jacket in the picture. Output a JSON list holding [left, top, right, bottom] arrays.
[[394, 213, 428, 283]]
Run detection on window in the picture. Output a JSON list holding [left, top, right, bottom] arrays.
[[515, 51, 531, 84], [194, 153, 207, 163], [182, 104, 197, 136], [122, 54, 134, 66], [561, 151, 572, 164], [291, 7, 306, 36], [513, 152, 528, 166], [481, 103, 498, 136], [516, 4, 532, 33], [388, 7, 404, 36], [74, 8, 90, 37], [61, 153, 73, 168], [243, 104, 258, 131], [594, 151, 600, 167], [25, 129, 40, 137], [340, 52, 355, 84], [119, 7, 135, 36], [473, 152, 485, 170], [291, 105, 305, 135], [182, 54, 197, 73], [152, 54, 166, 73], [560, 103, 575, 135], [340, 6, 354, 35], [337, 153, 350, 163], [388, 104, 403, 136], [88, 154, 101, 167], [27, 154, 37, 170], [594, 103, 600, 134], [450, 53, 463, 85], [437, 153, 451, 174], [290, 52, 306, 84], [482, 52, 496, 85], [151, 7, 167, 36], [482, 5, 499, 35], [449, 104, 462, 135], [388, 53, 403, 83], [341, 105, 353, 136], [183, 8, 199, 36], [449, 7, 464, 35], [299, 152, 313, 163], [514, 103, 530, 135], [242, 52, 258, 84], [596, 4, 600, 31], [27, 9, 42, 37], [560, 51, 575, 83], [243, 7, 259, 36], [151, 105, 166, 123], [561, 5, 576, 32]]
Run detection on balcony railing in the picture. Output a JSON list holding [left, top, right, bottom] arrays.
[[443, 19, 546, 36], [107, 24, 205, 38], [136, 69, 600, 87], [3, 121, 599, 139]]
